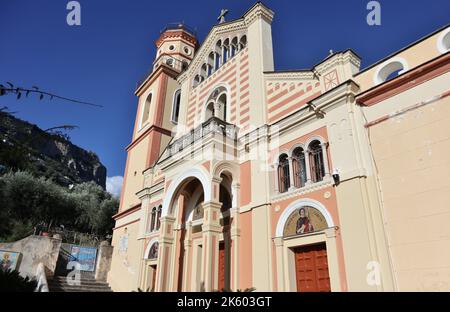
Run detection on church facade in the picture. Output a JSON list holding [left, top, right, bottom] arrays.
[[107, 3, 450, 292]]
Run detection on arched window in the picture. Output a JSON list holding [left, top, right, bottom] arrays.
[[140, 93, 152, 128], [278, 154, 290, 193], [292, 147, 307, 188], [204, 86, 228, 122], [207, 52, 215, 76], [437, 27, 450, 54], [239, 35, 247, 50], [374, 58, 408, 84], [217, 93, 227, 121], [215, 40, 222, 70], [205, 102, 215, 120], [223, 39, 230, 64], [308, 140, 325, 183], [182, 61, 189, 71], [193, 75, 200, 88], [201, 63, 207, 79], [231, 37, 238, 57], [150, 207, 156, 232], [171, 89, 181, 124], [156, 205, 162, 230]]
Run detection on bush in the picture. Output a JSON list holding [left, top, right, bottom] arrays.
[[0, 171, 118, 242], [0, 269, 37, 292]]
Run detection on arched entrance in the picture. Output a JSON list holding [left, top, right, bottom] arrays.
[[274, 199, 342, 292], [155, 165, 238, 292], [171, 177, 205, 292]]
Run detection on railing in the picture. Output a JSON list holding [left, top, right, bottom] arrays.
[[160, 23, 197, 36], [48, 227, 103, 247], [166, 117, 239, 158]]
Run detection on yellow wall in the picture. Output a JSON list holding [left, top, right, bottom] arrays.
[[366, 73, 450, 291], [108, 218, 142, 292]]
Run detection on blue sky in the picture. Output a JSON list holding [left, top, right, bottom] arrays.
[[1, 0, 449, 185]]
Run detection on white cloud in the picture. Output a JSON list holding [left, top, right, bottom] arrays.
[[106, 176, 123, 198]]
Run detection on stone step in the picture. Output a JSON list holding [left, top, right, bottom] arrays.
[[48, 284, 112, 291], [48, 281, 109, 287], [48, 275, 113, 292], [50, 287, 113, 292], [50, 278, 109, 286]]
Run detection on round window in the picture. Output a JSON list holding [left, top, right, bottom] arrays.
[[166, 58, 174, 67], [169, 45, 175, 51], [184, 46, 191, 55]]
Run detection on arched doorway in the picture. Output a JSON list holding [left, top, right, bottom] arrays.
[[274, 199, 342, 292], [170, 177, 205, 292]]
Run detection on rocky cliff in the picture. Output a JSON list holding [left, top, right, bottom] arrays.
[[0, 111, 106, 188]]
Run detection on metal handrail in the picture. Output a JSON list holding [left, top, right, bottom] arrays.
[[166, 117, 238, 157]]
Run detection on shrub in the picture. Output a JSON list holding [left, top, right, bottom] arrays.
[[0, 269, 37, 292]]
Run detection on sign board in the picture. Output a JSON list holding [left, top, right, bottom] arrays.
[[70, 246, 97, 272]]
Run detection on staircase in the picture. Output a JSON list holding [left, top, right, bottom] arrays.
[[48, 272, 112, 292]]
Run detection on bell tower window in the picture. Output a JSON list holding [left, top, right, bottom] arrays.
[[172, 89, 181, 124], [140, 93, 152, 129]]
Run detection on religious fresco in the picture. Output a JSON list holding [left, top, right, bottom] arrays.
[[148, 242, 159, 260], [283, 206, 328, 237], [0, 250, 21, 272]]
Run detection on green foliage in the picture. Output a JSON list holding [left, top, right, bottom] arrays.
[[0, 269, 38, 292], [0, 171, 118, 242]]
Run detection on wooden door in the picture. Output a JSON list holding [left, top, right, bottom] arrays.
[[150, 265, 157, 291], [294, 243, 331, 292]]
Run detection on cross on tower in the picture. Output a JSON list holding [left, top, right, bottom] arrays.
[[217, 9, 229, 24]]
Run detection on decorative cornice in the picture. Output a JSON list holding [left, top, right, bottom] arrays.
[[135, 64, 179, 96], [243, 2, 274, 26], [126, 124, 172, 152], [264, 71, 315, 81], [155, 29, 197, 48], [113, 203, 141, 220], [271, 178, 333, 203], [315, 50, 361, 75]]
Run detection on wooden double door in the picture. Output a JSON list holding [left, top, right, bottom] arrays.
[[294, 242, 331, 292]]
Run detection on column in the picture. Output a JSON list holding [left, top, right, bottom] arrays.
[[201, 200, 222, 291], [322, 142, 331, 178], [182, 221, 193, 291], [272, 163, 280, 193], [230, 182, 241, 290], [214, 102, 221, 118], [288, 157, 295, 190], [155, 215, 175, 292], [273, 237, 284, 292], [304, 149, 312, 185]]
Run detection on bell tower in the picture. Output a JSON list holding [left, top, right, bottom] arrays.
[[119, 24, 197, 212], [153, 23, 198, 73]]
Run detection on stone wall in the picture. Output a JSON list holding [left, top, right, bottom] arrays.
[[95, 241, 113, 281], [0, 235, 61, 279]]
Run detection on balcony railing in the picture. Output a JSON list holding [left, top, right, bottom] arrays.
[[160, 23, 197, 37], [166, 117, 238, 158]]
